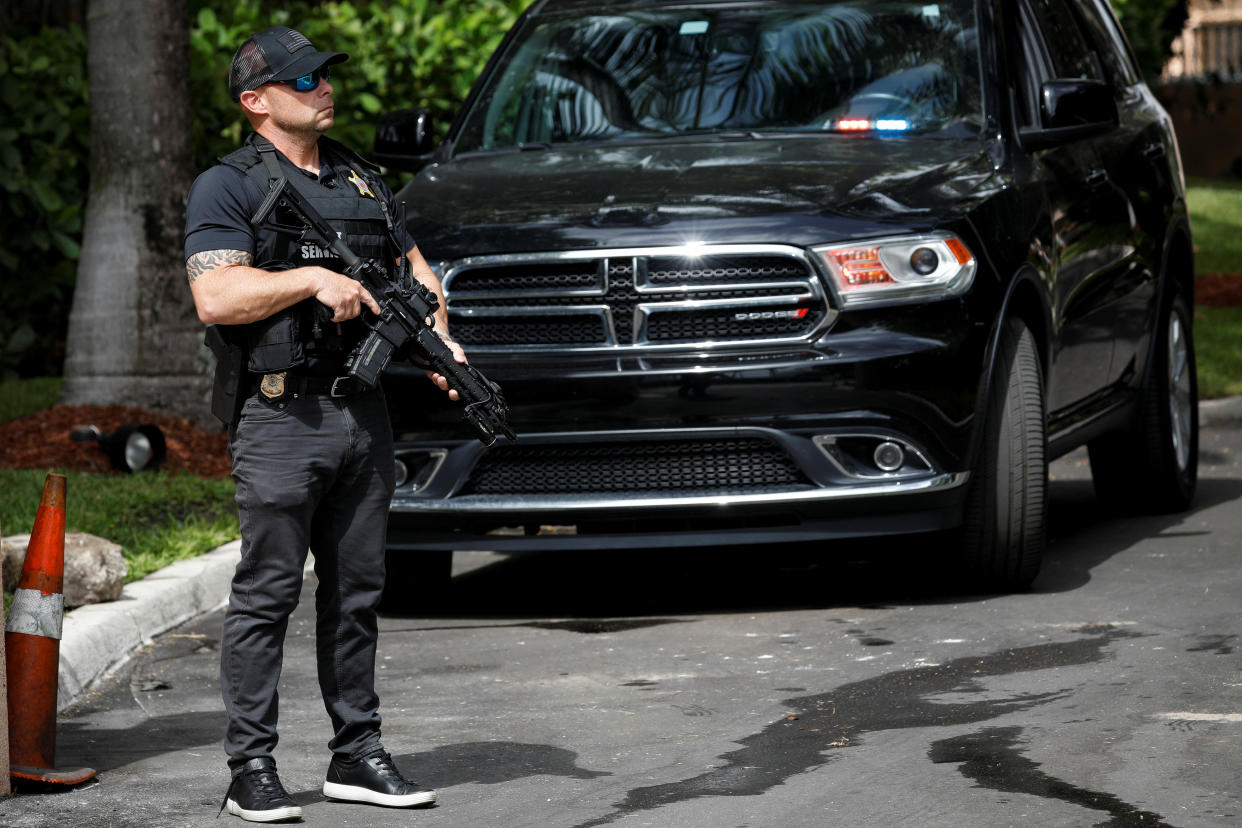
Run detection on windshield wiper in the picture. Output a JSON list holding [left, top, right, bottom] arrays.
[[453, 141, 553, 159], [704, 131, 765, 140]]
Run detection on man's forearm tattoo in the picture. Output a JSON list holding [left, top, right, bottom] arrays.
[[186, 249, 253, 284]]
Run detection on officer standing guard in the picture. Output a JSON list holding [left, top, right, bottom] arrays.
[[184, 26, 463, 822]]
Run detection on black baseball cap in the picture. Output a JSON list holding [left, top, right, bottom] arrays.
[[228, 26, 348, 102]]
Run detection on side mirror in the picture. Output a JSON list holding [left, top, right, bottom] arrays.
[[1018, 79, 1118, 150], [373, 108, 437, 172], [1041, 79, 1117, 130]]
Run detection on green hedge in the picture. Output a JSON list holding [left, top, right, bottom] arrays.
[[0, 24, 89, 379], [1110, 0, 1188, 85], [0, 0, 529, 382]]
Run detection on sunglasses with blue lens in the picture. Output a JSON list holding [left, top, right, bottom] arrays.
[[278, 67, 330, 92]]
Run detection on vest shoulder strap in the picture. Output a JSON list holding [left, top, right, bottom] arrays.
[[219, 145, 262, 174], [223, 136, 285, 185], [254, 137, 285, 184]]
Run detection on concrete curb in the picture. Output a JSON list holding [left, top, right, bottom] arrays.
[[49, 396, 1242, 714], [56, 540, 240, 712], [1200, 395, 1242, 427]]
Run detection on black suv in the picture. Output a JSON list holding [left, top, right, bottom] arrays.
[[373, 0, 1196, 595]]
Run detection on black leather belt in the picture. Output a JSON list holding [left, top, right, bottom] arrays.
[[296, 375, 367, 397], [252, 373, 368, 399]]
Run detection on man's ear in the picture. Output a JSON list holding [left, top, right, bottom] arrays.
[[239, 88, 267, 118]]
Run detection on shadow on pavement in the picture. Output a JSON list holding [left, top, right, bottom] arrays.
[[384, 474, 1242, 622], [54, 710, 225, 775], [1037, 475, 1242, 593]]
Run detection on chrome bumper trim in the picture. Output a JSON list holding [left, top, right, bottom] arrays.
[[390, 471, 969, 513]]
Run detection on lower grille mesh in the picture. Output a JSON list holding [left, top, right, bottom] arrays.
[[460, 438, 811, 496]]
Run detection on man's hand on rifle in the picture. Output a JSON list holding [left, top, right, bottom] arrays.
[[427, 330, 468, 401], [312, 267, 380, 321]]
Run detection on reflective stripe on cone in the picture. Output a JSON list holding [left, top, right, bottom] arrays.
[[6, 588, 64, 639]]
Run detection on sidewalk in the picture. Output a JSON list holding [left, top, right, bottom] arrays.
[[1199, 394, 1242, 427], [56, 540, 241, 713], [52, 395, 1242, 712]]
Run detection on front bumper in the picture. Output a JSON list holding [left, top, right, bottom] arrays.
[[385, 424, 971, 552], [382, 293, 991, 553]]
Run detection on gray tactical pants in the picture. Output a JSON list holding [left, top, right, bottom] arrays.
[[221, 388, 395, 769]]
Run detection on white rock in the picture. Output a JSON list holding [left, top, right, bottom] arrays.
[[2, 533, 128, 608]]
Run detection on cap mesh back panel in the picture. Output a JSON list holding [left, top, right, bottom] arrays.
[[230, 40, 276, 97]]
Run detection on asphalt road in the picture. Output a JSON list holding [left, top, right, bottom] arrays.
[[4, 425, 1241, 828]]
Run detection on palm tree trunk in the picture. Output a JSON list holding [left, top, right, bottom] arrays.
[[60, 0, 210, 423]]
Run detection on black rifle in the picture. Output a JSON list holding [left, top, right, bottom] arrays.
[[250, 176, 515, 446]]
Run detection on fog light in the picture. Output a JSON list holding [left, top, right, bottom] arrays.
[[392, 448, 448, 494], [393, 457, 410, 488], [873, 441, 905, 472], [815, 434, 936, 480]]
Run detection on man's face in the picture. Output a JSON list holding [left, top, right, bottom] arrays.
[[248, 71, 335, 136]]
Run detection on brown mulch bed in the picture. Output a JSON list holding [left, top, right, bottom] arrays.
[[0, 405, 231, 478], [1197, 273, 1242, 308]]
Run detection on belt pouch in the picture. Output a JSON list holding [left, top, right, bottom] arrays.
[[246, 309, 306, 373]]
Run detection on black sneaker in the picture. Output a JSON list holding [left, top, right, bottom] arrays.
[[322, 747, 436, 808], [219, 757, 303, 823]]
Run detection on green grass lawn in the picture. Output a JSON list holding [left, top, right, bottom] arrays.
[[0, 375, 60, 423], [1, 377, 239, 587], [1195, 306, 1242, 399], [1188, 177, 1242, 275], [1188, 177, 1242, 399], [0, 467, 238, 583]]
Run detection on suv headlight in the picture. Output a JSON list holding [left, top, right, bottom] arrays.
[[812, 233, 975, 309]]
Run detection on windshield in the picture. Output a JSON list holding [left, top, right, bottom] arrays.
[[455, 1, 983, 153]]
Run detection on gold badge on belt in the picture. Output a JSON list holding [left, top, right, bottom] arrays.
[[260, 372, 287, 400]]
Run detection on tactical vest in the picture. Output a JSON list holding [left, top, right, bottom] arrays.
[[219, 134, 401, 374]]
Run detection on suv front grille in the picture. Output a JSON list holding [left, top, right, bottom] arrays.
[[443, 245, 833, 352], [459, 437, 812, 496]]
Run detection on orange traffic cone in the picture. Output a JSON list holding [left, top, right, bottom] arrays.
[[5, 473, 96, 786]]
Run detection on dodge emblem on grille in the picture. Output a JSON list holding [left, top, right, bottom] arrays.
[[733, 308, 810, 322]]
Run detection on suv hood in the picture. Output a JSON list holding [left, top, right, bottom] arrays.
[[403, 135, 1004, 256]]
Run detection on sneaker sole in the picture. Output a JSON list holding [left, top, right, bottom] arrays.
[[322, 780, 437, 807], [226, 798, 303, 822]]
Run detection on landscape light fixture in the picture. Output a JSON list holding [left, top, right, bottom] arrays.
[[70, 424, 167, 472]]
